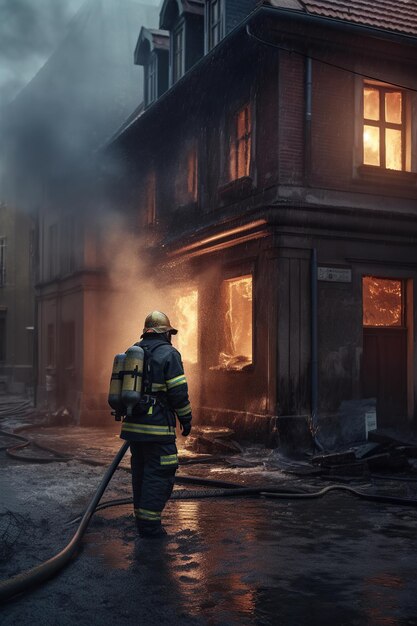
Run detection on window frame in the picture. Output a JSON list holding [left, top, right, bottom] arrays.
[[146, 51, 158, 106], [0, 237, 6, 287], [171, 20, 185, 85], [145, 169, 157, 226], [175, 139, 199, 207], [362, 82, 406, 171], [205, 0, 224, 52], [362, 276, 406, 329], [229, 103, 252, 182], [48, 224, 58, 280], [215, 265, 256, 372], [354, 77, 417, 182]]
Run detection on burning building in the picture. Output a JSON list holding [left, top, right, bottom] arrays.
[[104, 0, 417, 448]]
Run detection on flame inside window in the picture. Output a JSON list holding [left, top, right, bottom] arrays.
[[363, 277, 403, 327], [219, 275, 253, 370], [363, 85, 403, 171], [173, 289, 198, 363]]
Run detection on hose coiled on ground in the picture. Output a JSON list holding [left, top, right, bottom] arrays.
[[3, 430, 417, 605], [0, 441, 129, 604]]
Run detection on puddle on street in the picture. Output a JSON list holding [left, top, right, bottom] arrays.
[[84, 493, 417, 625]]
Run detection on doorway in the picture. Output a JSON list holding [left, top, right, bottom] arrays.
[[362, 276, 408, 424]]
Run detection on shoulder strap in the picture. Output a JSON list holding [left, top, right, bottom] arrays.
[[141, 341, 168, 393]]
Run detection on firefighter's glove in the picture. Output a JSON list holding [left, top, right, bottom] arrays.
[[180, 421, 192, 437]]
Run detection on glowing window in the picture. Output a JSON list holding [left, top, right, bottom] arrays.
[[229, 104, 251, 181], [173, 289, 198, 363], [363, 84, 405, 171], [363, 277, 404, 327], [219, 275, 253, 370], [176, 144, 198, 204], [145, 170, 156, 225]]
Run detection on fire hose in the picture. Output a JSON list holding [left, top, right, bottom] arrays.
[[2, 435, 417, 604]]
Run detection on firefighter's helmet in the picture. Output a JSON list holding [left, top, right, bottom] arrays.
[[141, 310, 178, 337]]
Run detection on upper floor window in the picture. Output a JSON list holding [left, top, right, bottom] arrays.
[[146, 170, 156, 225], [229, 104, 251, 181], [61, 215, 76, 275], [0, 237, 6, 287], [172, 24, 184, 83], [207, 0, 223, 51], [47, 323, 55, 367], [48, 224, 58, 280], [176, 142, 198, 205], [363, 83, 405, 171], [147, 53, 158, 105]]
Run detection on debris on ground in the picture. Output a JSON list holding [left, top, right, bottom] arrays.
[[184, 426, 242, 455]]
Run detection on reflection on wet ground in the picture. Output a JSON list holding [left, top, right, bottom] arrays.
[[86, 493, 417, 625]]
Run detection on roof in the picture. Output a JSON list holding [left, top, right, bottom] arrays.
[[269, 0, 417, 38], [135, 26, 170, 65], [108, 0, 417, 148]]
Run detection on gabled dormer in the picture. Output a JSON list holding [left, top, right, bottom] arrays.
[[204, 0, 258, 53], [159, 0, 205, 86], [135, 27, 170, 107]]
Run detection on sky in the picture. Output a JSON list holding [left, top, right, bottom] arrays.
[[0, 0, 86, 108]]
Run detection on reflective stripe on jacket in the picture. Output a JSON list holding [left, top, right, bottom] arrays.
[[120, 334, 192, 443]]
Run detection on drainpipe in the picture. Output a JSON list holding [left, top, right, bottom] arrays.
[[304, 54, 312, 183], [311, 248, 323, 451]]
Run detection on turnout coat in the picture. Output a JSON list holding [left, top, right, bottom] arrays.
[[120, 334, 192, 444]]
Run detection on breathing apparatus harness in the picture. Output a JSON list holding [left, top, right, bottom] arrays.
[[109, 339, 169, 421]]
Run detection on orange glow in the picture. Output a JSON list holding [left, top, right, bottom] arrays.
[[173, 288, 198, 363], [363, 277, 403, 327], [363, 87, 380, 120], [168, 219, 267, 257], [385, 128, 402, 170], [187, 148, 198, 201], [363, 85, 403, 170], [218, 275, 252, 370], [230, 104, 251, 180], [363, 125, 380, 166]]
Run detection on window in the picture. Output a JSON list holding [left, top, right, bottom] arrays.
[[363, 83, 405, 171], [229, 104, 252, 181], [0, 238, 6, 287], [145, 170, 156, 225], [176, 143, 198, 204], [47, 323, 55, 367], [207, 0, 223, 50], [218, 275, 253, 370], [173, 288, 198, 363], [146, 53, 157, 105], [0, 312, 6, 361], [61, 215, 76, 275], [172, 25, 184, 83], [363, 277, 404, 327], [61, 321, 75, 368], [48, 224, 58, 279]]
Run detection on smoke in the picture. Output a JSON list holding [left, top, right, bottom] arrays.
[[0, 0, 160, 212], [0, 0, 85, 108]]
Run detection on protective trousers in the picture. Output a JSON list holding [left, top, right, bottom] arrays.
[[130, 441, 178, 531]]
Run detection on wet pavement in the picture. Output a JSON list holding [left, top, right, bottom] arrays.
[[1, 405, 417, 624]]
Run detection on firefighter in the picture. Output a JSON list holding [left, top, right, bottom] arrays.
[[120, 310, 192, 537]]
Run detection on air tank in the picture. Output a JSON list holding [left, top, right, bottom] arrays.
[[121, 345, 145, 417], [108, 353, 126, 418]]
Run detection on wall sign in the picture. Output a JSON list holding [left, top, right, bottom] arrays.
[[318, 267, 352, 283]]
